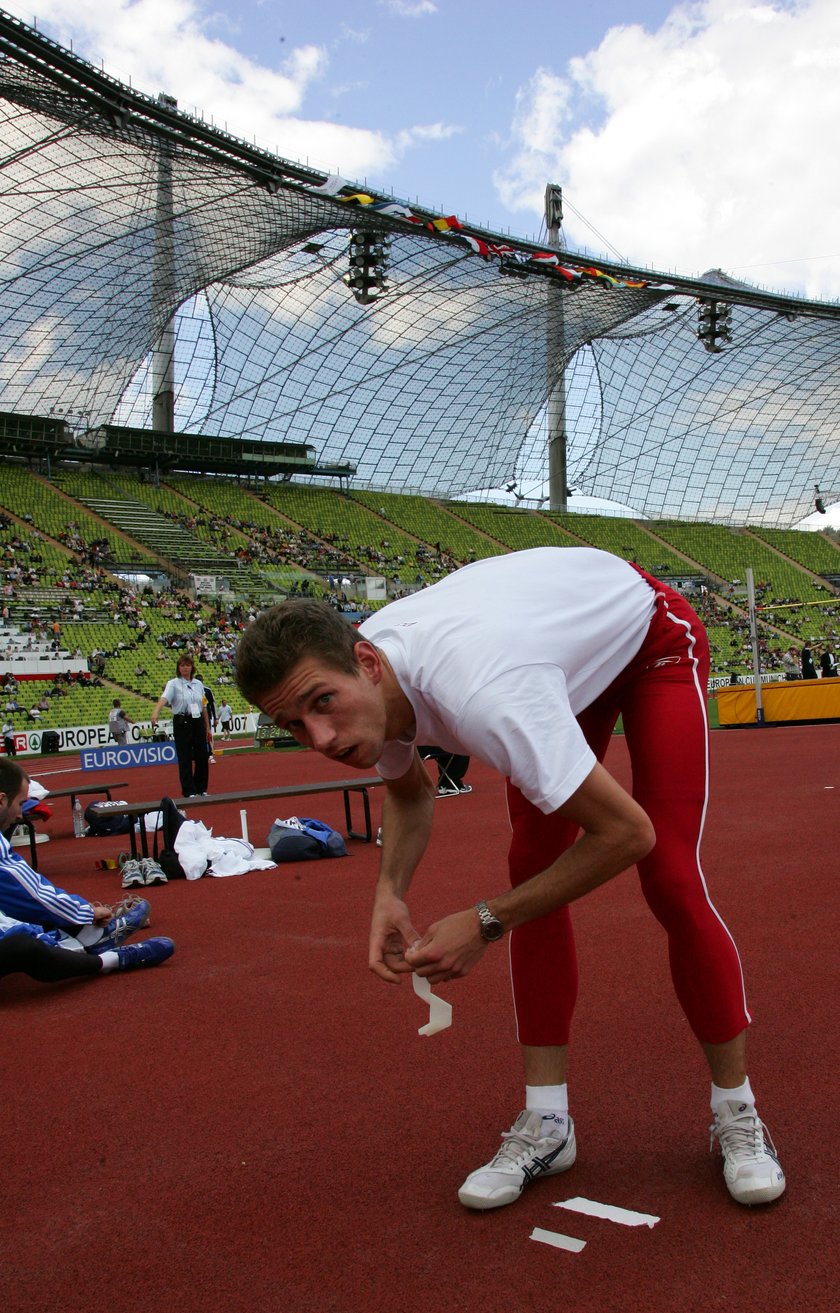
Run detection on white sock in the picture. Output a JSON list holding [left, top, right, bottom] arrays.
[[76, 923, 104, 949], [525, 1083, 569, 1137], [97, 951, 120, 973], [711, 1077, 755, 1112]]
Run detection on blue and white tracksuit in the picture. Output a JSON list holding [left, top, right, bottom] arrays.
[[0, 831, 96, 942]]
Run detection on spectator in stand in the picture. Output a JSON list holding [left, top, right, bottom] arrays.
[[801, 644, 818, 680]]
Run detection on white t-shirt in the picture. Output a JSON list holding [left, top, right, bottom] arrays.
[[360, 547, 656, 813], [162, 676, 205, 718]]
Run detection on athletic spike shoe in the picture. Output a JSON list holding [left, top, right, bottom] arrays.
[[111, 895, 149, 919], [115, 936, 175, 972], [458, 1111, 576, 1211], [710, 1101, 786, 1206], [139, 857, 168, 886], [91, 898, 151, 953], [120, 858, 145, 889]]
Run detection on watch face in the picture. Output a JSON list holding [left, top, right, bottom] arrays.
[[477, 902, 504, 941]]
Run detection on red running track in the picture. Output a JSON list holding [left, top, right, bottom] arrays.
[[0, 725, 837, 1313]]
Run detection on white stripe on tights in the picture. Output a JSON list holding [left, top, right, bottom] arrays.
[[662, 599, 751, 1026], [503, 784, 525, 1042]]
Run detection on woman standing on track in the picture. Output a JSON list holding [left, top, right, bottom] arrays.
[[150, 653, 210, 797]]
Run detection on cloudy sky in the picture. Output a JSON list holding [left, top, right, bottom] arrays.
[[7, 0, 840, 304], [4, 0, 839, 523]]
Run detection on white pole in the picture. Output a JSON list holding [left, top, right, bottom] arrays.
[[240, 809, 249, 843], [545, 183, 568, 512]]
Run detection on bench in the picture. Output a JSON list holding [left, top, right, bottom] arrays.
[[8, 781, 130, 868], [6, 817, 43, 868], [88, 776, 385, 861], [45, 781, 129, 818]]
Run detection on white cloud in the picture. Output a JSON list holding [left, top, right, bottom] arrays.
[[394, 122, 463, 151], [10, 0, 449, 178], [380, 0, 438, 16], [495, 0, 840, 299]]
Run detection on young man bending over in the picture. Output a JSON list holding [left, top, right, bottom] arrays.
[[235, 548, 785, 1210]]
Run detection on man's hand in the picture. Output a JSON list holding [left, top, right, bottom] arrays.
[[404, 908, 488, 986], [91, 901, 114, 924], [369, 891, 421, 983]]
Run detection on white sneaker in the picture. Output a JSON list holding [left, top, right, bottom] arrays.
[[710, 1100, 786, 1205], [458, 1111, 576, 1210], [120, 858, 145, 889], [139, 857, 168, 887]]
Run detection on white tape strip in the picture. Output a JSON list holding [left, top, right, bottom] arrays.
[[530, 1227, 586, 1253], [554, 1197, 660, 1228], [412, 972, 453, 1037]]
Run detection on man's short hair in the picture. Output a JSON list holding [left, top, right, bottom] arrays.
[[235, 600, 363, 707], [0, 756, 28, 799]]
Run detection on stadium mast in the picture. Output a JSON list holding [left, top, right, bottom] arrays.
[[545, 183, 568, 512], [151, 92, 177, 437]]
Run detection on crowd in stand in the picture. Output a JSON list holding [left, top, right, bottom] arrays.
[[690, 585, 839, 680], [1, 506, 838, 714], [56, 522, 115, 568], [159, 507, 469, 586]]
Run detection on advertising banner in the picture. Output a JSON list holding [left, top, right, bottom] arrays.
[[6, 714, 256, 757], [81, 742, 179, 770]]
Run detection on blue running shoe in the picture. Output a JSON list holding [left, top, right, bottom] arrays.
[[116, 936, 175, 971], [92, 897, 151, 953]]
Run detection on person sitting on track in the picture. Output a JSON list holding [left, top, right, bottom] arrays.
[[0, 758, 169, 960], [0, 909, 174, 982], [235, 546, 785, 1212]]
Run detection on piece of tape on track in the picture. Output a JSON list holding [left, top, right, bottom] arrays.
[[412, 972, 453, 1036]]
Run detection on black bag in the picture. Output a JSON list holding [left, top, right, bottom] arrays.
[[84, 800, 132, 836], [267, 815, 348, 863], [152, 796, 189, 879]]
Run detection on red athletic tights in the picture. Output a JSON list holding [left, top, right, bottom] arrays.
[[506, 574, 750, 1048]]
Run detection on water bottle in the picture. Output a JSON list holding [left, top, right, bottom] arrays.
[[73, 798, 85, 838]]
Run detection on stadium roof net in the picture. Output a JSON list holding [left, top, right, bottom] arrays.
[[1, 12, 839, 527]]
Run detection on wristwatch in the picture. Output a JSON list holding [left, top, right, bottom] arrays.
[[475, 900, 505, 942]]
